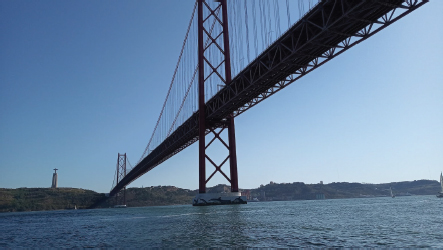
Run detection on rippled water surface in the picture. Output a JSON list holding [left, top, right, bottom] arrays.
[[1, 195, 442, 247]]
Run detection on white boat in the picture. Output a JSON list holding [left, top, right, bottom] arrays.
[[390, 186, 395, 198], [437, 172, 443, 198], [113, 205, 127, 208]]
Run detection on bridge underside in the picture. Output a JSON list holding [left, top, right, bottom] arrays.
[[110, 0, 427, 196]]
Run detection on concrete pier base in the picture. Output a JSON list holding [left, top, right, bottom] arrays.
[[192, 192, 247, 206]]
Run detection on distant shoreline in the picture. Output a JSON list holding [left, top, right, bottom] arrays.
[[1, 179, 440, 213]]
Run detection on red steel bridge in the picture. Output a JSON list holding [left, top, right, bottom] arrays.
[[110, 0, 428, 197]]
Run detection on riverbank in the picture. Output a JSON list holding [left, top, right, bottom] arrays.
[[1, 179, 440, 212], [0, 188, 107, 212]]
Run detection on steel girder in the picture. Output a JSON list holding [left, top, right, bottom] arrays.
[[110, 0, 427, 196], [204, 0, 428, 120]]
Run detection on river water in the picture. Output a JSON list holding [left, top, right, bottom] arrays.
[[1, 195, 442, 247]]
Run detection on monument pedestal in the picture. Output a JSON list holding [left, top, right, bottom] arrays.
[[192, 192, 247, 206]]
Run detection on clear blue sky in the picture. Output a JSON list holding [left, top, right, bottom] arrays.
[[1, 1, 442, 193]]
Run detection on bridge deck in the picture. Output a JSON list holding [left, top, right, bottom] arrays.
[[110, 0, 427, 196]]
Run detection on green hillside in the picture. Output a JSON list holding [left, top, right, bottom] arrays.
[[0, 188, 106, 212]]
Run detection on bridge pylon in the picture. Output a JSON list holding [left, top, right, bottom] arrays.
[[193, 0, 246, 206], [115, 153, 127, 207]]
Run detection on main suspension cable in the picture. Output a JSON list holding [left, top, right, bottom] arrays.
[[167, 6, 221, 137], [138, 2, 198, 164]]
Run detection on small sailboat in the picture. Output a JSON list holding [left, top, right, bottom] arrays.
[[437, 172, 443, 198], [390, 186, 395, 198]]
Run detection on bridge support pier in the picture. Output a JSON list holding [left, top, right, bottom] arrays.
[[193, 0, 246, 206]]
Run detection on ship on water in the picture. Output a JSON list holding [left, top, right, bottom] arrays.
[[437, 172, 443, 198]]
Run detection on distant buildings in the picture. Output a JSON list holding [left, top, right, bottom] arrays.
[[51, 169, 58, 188]]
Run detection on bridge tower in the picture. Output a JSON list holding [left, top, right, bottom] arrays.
[[115, 153, 127, 206], [193, 0, 246, 205]]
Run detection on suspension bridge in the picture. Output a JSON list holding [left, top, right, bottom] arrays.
[[110, 0, 428, 205]]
